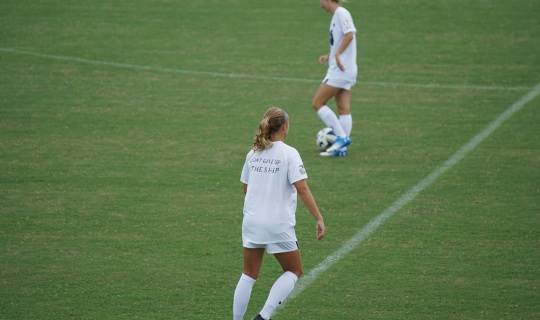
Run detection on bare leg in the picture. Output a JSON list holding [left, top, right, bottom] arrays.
[[335, 88, 352, 115], [312, 83, 341, 110], [243, 247, 265, 279], [313, 83, 347, 137], [274, 250, 303, 277]]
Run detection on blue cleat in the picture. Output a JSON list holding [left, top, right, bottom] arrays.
[[325, 136, 351, 153], [320, 148, 348, 157]]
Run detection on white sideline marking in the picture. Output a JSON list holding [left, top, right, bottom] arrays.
[[0, 47, 529, 92], [281, 82, 540, 309]]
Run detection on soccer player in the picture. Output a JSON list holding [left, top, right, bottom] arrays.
[[313, 0, 358, 157], [233, 107, 326, 320]]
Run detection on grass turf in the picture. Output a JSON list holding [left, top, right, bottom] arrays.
[[1, 0, 539, 319]]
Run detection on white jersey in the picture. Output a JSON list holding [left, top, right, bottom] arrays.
[[240, 141, 308, 244], [327, 6, 358, 80]]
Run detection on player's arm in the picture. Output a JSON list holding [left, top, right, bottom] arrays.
[[243, 183, 248, 195], [319, 53, 330, 65], [335, 31, 354, 71], [293, 179, 326, 240]]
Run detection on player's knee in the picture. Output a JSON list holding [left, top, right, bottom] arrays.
[[312, 100, 323, 111], [290, 268, 303, 278], [337, 105, 350, 115], [282, 266, 302, 278], [243, 268, 260, 280]]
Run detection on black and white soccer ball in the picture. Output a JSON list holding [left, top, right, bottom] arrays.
[[316, 127, 337, 151]]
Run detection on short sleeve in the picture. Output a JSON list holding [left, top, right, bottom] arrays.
[[338, 8, 356, 34], [287, 149, 308, 184], [240, 150, 254, 184]]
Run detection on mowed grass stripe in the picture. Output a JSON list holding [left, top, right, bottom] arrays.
[[0, 47, 530, 92], [279, 81, 540, 311]]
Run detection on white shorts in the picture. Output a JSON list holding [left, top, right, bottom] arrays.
[[323, 75, 356, 90], [243, 240, 299, 254]]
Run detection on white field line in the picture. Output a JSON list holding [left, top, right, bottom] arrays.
[[279, 81, 540, 310], [0, 47, 530, 92]]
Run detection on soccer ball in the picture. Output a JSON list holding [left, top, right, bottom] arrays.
[[316, 127, 337, 151]]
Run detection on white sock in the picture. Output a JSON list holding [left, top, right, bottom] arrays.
[[317, 106, 346, 137], [233, 273, 256, 320], [339, 114, 352, 137], [259, 271, 298, 320], [338, 114, 353, 151]]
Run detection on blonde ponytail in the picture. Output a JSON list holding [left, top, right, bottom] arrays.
[[252, 107, 289, 151]]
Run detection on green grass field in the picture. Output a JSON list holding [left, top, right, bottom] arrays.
[[1, 0, 539, 319]]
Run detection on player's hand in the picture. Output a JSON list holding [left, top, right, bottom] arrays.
[[316, 220, 326, 240], [336, 54, 345, 71], [319, 54, 329, 65]]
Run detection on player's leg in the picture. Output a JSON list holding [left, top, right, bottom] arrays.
[[274, 249, 303, 278], [318, 79, 353, 154], [256, 246, 302, 320], [233, 247, 265, 320], [335, 86, 352, 115], [312, 82, 346, 138], [312, 81, 340, 111], [335, 88, 353, 156], [242, 247, 265, 279]]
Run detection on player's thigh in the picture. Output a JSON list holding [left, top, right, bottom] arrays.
[[312, 83, 341, 109], [243, 247, 265, 279], [274, 250, 303, 277], [335, 89, 352, 115]]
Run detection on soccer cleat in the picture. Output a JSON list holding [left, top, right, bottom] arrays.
[[325, 136, 351, 153], [320, 149, 348, 157], [253, 315, 269, 320]]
